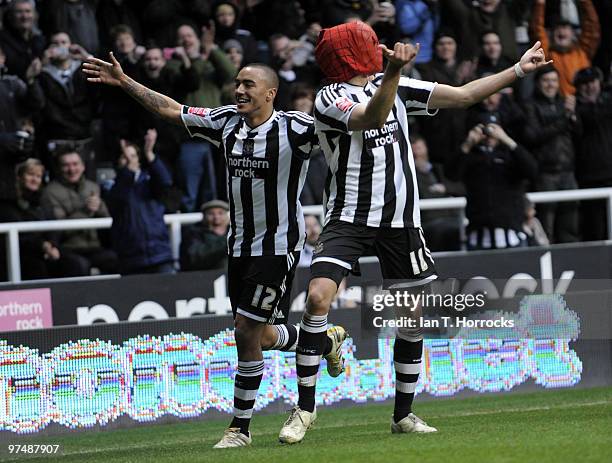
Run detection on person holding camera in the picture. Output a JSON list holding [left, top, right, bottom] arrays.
[[38, 31, 98, 176], [446, 114, 538, 250]]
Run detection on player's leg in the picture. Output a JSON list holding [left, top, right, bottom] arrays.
[[375, 227, 437, 434], [279, 222, 372, 444]]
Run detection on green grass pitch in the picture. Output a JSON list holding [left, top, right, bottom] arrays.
[[2, 386, 611, 463]]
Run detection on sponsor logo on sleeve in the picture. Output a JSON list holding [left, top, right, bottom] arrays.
[[188, 107, 209, 117], [335, 97, 356, 113]]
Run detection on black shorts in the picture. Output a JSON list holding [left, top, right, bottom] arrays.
[[310, 221, 437, 289], [228, 251, 300, 324]]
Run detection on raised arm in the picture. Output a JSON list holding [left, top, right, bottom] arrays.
[[82, 52, 183, 125], [348, 42, 420, 130], [429, 41, 552, 109]]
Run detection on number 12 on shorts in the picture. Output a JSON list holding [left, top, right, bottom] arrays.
[[251, 285, 278, 310]]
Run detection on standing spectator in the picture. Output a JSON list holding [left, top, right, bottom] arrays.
[[365, 1, 399, 46], [447, 116, 537, 250], [418, 31, 470, 165], [41, 148, 118, 275], [179, 200, 229, 271], [99, 24, 146, 163], [522, 67, 579, 243], [0, 158, 86, 280], [213, 1, 259, 64], [0, 43, 43, 201], [466, 89, 525, 143], [0, 0, 46, 80], [476, 31, 513, 76], [106, 131, 174, 275], [574, 67, 612, 241], [441, 0, 522, 61], [39, 0, 100, 56], [411, 134, 460, 251], [530, 0, 600, 96], [167, 23, 236, 210], [396, 0, 439, 64], [38, 32, 98, 175]]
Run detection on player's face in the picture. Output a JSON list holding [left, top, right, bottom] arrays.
[[553, 25, 574, 49], [482, 33, 501, 60], [234, 67, 275, 115], [59, 153, 85, 185], [537, 72, 560, 99], [215, 5, 236, 27], [20, 166, 44, 193]]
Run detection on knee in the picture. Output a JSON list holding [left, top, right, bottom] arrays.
[[306, 280, 336, 315]]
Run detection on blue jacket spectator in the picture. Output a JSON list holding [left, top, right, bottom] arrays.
[[396, 0, 438, 64], [106, 131, 174, 275]]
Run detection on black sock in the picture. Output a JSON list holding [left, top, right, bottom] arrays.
[[229, 360, 264, 435], [393, 337, 423, 423], [296, 313, 327, 413]]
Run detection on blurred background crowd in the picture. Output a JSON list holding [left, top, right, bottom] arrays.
[[0, 0, 610, 279]]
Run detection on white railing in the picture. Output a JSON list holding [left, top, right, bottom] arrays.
[[2, 187, 612, 283]]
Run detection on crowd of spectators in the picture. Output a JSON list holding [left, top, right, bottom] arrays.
[[0, 0, 610, 279]]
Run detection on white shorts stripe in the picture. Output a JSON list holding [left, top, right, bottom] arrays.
[[410, 251, 420, 274], [311, 256, 352, 270], [300, 323, 328, 334], [388, 274, 437, 289], [236, 308, 267, 323], [396, 380, 417, 394], [418, 248, 428, 272], [394, 361, 422, 375]]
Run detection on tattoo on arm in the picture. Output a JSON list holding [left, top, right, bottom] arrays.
[[123, 77, 171, 114]]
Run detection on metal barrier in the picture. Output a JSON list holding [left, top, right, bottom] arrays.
[[2, 188, 612, 283]]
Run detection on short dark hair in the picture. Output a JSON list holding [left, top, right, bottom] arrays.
[[55, 146, 82, 164], [110, 24, 134, 42], [534, 65, 558, 81], [480, 30, 500, 44], [241, 63, 279, 89], [409, 133, 426, 145]]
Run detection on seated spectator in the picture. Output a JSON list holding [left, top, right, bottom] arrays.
[[180, 200, 230, 271], [38, 32, 98, 176], [39, 0, 100, 56], [530, 0, 600, 96], [522, 67, 579, 243], [0, 158, 87, 280], [41, 148, 118, 274], [0, 42, 43, 201], [298, 215, 322, 267], [105, 131, 174, 275], [213, 1, 259, 64], [167, 23, 236, 210], [396, 0, 439, 64], [523, 198, 549, 246], [447, 115, 537, 250], [574, 66, 612, 241], [411, 134, 461, 251], [0, 0, 46, 80]]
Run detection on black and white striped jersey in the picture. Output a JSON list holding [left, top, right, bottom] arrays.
[[181, 105, 316, 257], [314, 75, 438, 228]]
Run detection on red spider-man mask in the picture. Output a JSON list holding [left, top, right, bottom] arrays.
[[315, 21, 383, 83]]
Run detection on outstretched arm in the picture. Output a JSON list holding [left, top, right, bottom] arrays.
[[82, 52, 183, 125], [348, 42, 420, 130], [428, 41, 552, 109]]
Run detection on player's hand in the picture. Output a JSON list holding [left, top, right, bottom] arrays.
[[82, 52, 125, 86], [381, 42, 420, 71], [518, 41, 552, 75]]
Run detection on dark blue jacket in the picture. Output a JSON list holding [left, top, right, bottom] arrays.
[[107, 157, 173, 273]]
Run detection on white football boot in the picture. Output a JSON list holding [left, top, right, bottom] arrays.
[[278, 406, 317, 444], [324, 326, 349, 377], [213, 428, 252, 448], [391, 413, 438, 433]]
